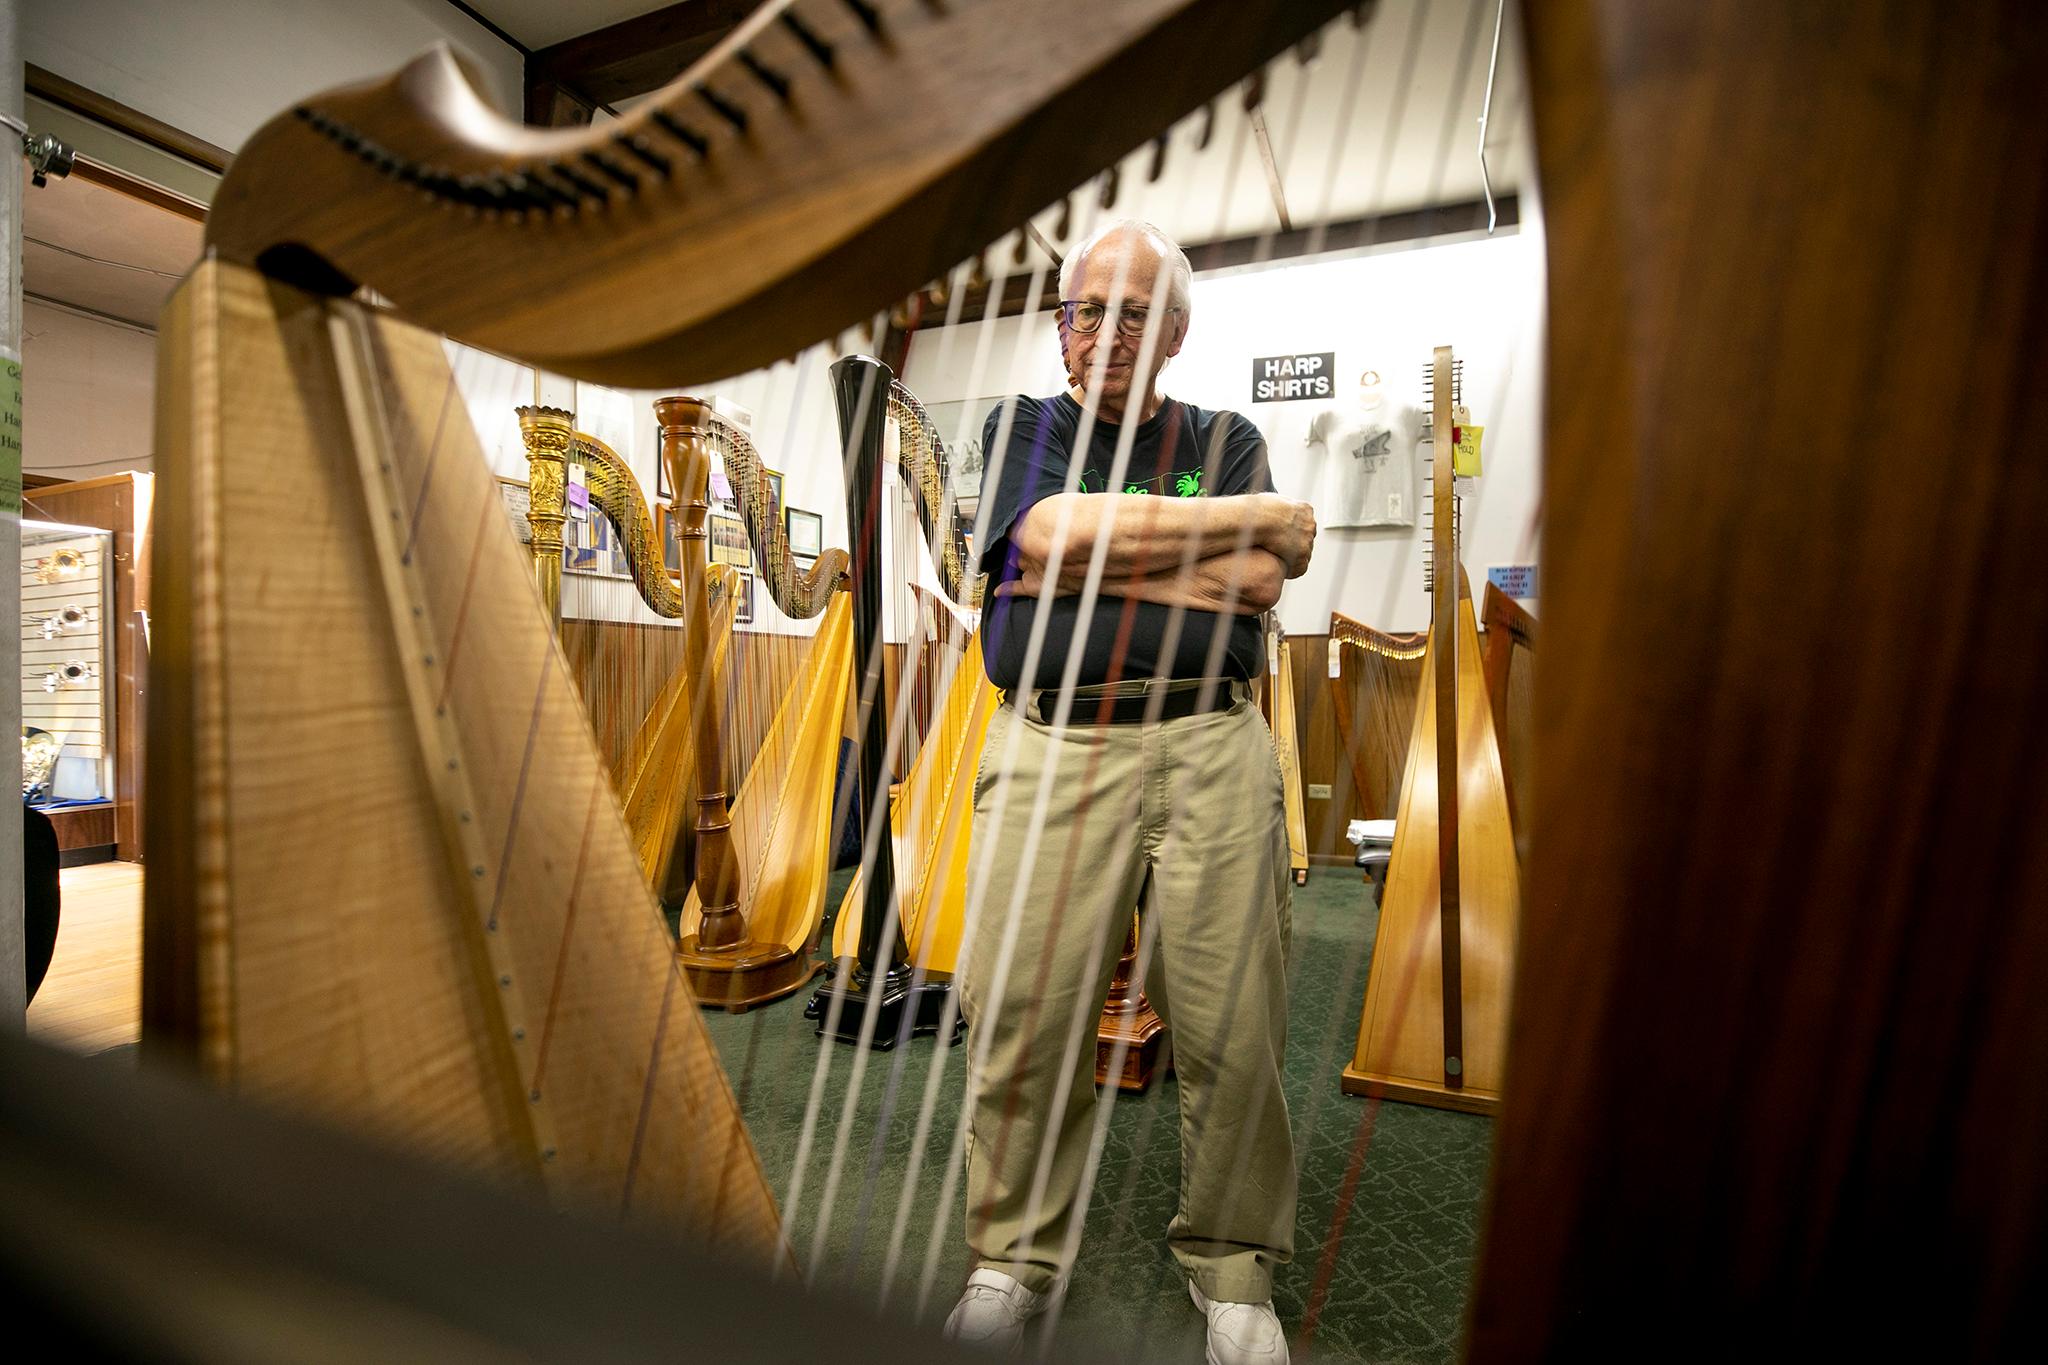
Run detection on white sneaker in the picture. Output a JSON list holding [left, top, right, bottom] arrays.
[[1189, 1281, 1289, 1365], [944, 1267, 1058, 1354]]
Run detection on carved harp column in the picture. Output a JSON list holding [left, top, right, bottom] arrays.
[[515, 405, 570, 622], [654, 398, 743, 951]]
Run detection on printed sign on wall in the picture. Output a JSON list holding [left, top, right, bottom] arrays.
[[1488, 564, 1538, 600], [1251, 352, 1336, 403]]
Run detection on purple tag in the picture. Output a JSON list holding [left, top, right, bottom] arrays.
[[709, 469, 734, 503], [566, 481, 589, 509]]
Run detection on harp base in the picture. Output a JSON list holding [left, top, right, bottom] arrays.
[[1097, 1002, 1170, 1093], [1339, 1065, 1500, 1117], [675, 935, 824, 1013], [809, 966, 966, 1049]]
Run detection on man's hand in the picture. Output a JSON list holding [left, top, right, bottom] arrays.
[[1017, 491, 1319, 582], [995, 547, 1285, 615], [1256, 494, 1318, 579]]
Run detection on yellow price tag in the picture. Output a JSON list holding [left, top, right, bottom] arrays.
[[1453, 422, 1484, 477]]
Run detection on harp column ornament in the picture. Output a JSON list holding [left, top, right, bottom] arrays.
[[515, 405, 571, 623], [654, 397, 743, 952]]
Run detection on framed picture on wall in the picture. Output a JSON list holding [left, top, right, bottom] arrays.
[[919, 398, 996, 499], [734, 571, 756, 625], [708, 510, 753, 570], [657, 502, 682, 580], [785, 507, 823, 560], [496, 476, 531, 545], [764, 467, 785, 521]]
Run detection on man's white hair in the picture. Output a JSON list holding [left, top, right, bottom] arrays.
[[1057, 217, 1193, 314]]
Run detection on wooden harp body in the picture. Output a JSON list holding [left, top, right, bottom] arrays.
[[1343, 350, 1521, 1115], [146, 264, 782, 1253]]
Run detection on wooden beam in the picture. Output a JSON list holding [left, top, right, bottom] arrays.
[[903, 195, 1520, 332], [25, 64, 231, 174], [526, 0, 756, 110]]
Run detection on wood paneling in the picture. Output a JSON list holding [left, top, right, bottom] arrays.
[[558, 620, 837, 795], [559, 621, 958, 812], [47, 804, 116, 855]]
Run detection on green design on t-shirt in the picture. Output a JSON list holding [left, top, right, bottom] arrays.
[[1073, 469, 1209, 497]]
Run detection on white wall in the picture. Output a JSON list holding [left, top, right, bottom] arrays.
[[24, 0, 524, 155], [450, 340, 856, 636], [19, 299, 156, 480], [900, 230, 1547, 635]]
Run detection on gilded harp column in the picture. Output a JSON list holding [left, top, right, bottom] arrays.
[[515, 405, 571, 623], [654, 398, 743, 950]]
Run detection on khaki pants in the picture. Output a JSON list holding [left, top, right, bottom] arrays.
[[959, 683, 1296, 1303]]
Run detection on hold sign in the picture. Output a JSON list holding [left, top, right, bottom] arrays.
[[1251, 352, 1335, 403]]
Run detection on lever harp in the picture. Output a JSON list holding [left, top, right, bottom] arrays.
[[143, 0, 1354, 1252], [1342, 346, 1520, 1114]]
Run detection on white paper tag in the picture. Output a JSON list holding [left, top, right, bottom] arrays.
[[1269, 651, 1281, 675], [1329, 651, 1343, 678]]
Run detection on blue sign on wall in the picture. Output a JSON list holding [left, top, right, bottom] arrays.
[[1488, 564, 1538, 599]]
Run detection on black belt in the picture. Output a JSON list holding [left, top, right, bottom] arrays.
[[1018, 680, 1241, 725]]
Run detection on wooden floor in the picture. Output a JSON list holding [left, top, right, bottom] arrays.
[[27, 861, 144, 1055]]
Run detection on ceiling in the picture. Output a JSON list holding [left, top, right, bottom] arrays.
[[21, 169, 203, 330], [19, 0, 1530, 336], [458, 0, 671, 51]]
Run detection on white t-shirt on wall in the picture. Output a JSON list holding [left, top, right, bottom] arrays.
[[1304, 400, 1421, 528]]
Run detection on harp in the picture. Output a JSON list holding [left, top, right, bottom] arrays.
[[145, 0, 1354, 1254], [1341, 347, 1520, 1115], [514, 405, 739, 906], [664, 396, 854, 1011], [827, 376, 993, 989], [1324, 611, 1428, 844], [1478, 580, 1534, 866], [1261, 618, 1312, 886]]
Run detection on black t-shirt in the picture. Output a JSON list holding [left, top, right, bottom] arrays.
[[977, 393, 1273, 692]]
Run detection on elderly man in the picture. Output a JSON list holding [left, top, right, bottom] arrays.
[[946, 219, 1315, 1365]]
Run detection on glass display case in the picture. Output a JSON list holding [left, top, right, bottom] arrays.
[[21, 519, 117, 824]]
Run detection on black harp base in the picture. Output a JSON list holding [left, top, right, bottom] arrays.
[[807, 964, 967, 1049]]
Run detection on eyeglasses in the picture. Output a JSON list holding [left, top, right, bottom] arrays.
[[1056, 299, 1179, 337]]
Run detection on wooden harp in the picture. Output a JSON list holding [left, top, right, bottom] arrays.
[[143, 0, 1353, 1254], [1342, 348, 1520, 1114]]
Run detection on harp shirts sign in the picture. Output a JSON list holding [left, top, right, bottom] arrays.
[[1251, 352, 1336, 403]]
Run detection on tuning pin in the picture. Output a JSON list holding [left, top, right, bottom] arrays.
[[926, 276, 950, 308], [1242, 69, 1266, 113], [1010, 229, 1030, 266], [968, 251, 989, 291], [1295, 31, 1324, 65], [1097, 165, 1119, 210], [1146, 131, 1170, 183], [1194, 100, 1217, 151], [1052, 194, 1072, 242], [1350, 1, 1378, 28]]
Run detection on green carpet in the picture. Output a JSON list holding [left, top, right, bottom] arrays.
[[698, 867, 1491, 1363]]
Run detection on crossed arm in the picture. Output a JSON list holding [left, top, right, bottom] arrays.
[[997, 491, 1317, 616]]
